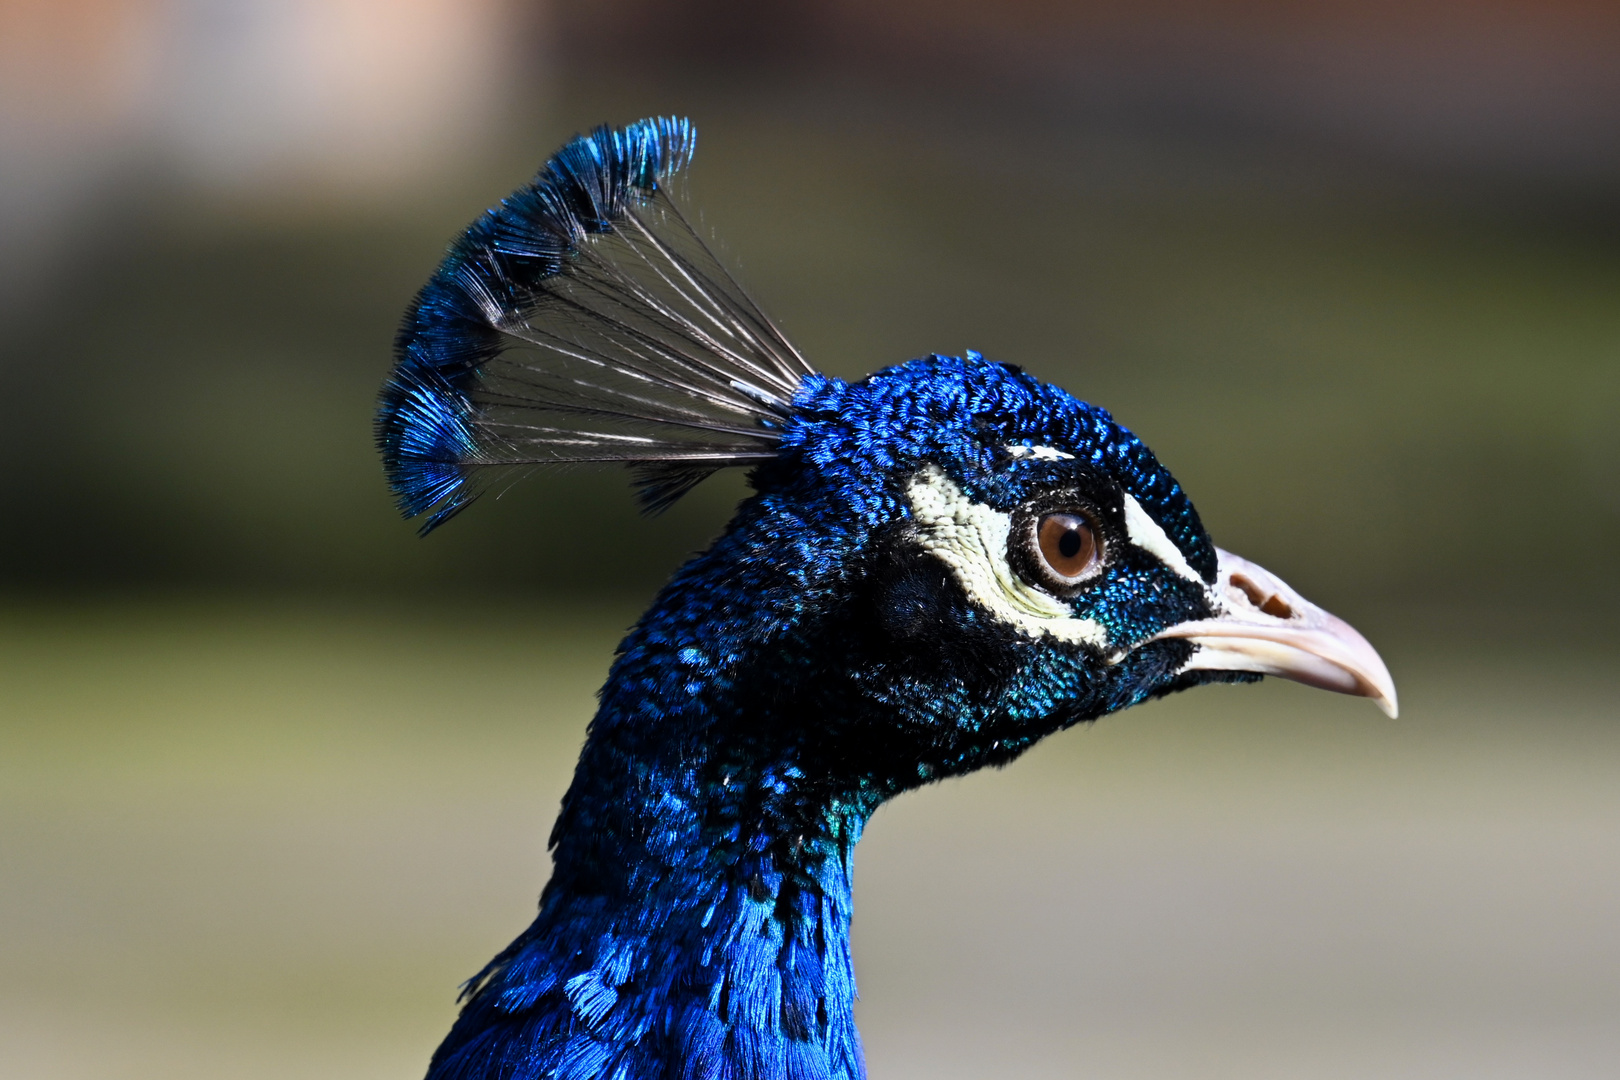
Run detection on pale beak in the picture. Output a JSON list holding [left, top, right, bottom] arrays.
[[1145, 548, 1398, 717]]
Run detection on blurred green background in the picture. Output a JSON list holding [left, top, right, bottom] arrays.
[[2, 1, 1618, 1077]]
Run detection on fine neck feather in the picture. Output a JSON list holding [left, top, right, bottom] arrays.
[[426, 528, 887, 1080]]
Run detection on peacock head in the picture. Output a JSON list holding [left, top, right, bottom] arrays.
[[378, 117, 1394, 795], [660, 351, 1396, 786]]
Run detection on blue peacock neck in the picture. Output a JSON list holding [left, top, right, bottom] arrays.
[[429, 514, 906, 1080], [539, 697, 878, 1080], [545, 582, 912, 1074]]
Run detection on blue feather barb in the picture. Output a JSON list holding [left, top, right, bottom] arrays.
[[377, 117, 813, 532]]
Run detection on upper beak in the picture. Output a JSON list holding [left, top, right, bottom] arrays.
[[1144, 548, 1398, 718]]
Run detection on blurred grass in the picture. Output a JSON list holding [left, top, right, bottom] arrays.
[[3, 598, 1618, 1079], [0, 599, 633, 1080]]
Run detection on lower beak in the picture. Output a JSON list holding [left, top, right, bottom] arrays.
[[1145, 549, 1398, 718]]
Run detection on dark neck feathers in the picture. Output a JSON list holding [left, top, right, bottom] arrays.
[[427, 522, 892, 1080]]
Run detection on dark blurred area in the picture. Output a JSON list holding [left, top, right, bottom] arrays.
[[2, 0, 1615, 611]]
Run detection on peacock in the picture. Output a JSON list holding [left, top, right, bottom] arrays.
[[377, 116, 1396, 1080]]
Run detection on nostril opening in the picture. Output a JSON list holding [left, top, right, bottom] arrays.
[[1260, 594, 1294, 619], [1230, 573, 1295, 619], [1230, 573, 1268, 607]]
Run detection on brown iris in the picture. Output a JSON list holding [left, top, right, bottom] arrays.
[[1036, 511, 1099, 583]]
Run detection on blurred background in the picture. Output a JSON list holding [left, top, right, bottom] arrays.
[[2, 1, 1618, 1078]]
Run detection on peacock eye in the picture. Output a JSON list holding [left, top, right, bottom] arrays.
[[1034, 511, 1101, 587]]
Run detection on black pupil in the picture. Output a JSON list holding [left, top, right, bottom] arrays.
[[1057, 527, 1083, 559]]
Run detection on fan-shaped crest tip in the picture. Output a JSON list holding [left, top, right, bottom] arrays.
[[378, 115, 810, 534]]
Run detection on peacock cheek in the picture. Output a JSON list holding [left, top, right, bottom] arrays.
[[872, 556, 955, 643], [863, 560, 1028, 686]]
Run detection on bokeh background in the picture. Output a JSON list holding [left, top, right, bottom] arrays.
[[3, 2, 1618, 1078]]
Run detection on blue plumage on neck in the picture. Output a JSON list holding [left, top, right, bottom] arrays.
[[430, 555, 881, 1080]]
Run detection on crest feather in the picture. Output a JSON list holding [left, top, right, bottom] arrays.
[[377, 117, 811, 533]]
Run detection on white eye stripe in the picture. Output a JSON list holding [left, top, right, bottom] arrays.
[[905, 467, 1107, 647], [1120, 494, 1204, 585], [1004, 445, 1203, 585]]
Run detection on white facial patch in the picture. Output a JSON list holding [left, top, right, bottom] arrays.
[[1120, 493, 1204, 585], [905, 466, 1107, 647]]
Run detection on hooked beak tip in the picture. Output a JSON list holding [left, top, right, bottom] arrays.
[[1148, 549, 1398, 718]]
